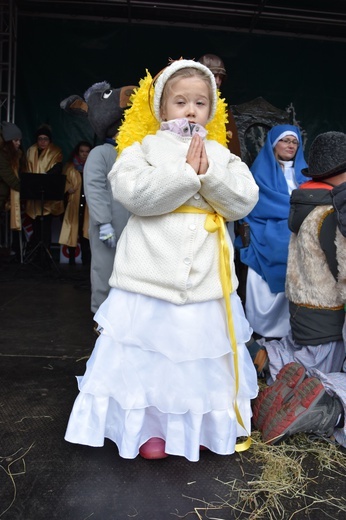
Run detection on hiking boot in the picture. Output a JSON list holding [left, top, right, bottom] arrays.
[[262, 377, 343, 444], [252, 362, 306, 430], [247, 339, 269, 377]]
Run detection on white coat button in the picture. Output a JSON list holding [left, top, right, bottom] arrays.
[[193, 194, 200, 200], [189, 224, 196, 231], [184, 258, 191, 265]]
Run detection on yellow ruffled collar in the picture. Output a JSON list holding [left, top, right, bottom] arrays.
[[116, 69, 229, 156]]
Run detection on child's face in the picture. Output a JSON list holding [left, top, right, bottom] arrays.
[[160, 76, 211, 127], [78, 145, 91, 163]]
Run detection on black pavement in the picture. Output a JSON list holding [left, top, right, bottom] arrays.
[[1, 256, 345, 520]]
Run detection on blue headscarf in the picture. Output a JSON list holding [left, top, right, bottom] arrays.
[[239, 124, 308, 293]]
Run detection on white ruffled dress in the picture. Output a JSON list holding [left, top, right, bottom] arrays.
[[65, 288, 258, 462]]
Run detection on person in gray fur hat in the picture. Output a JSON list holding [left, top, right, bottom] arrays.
[[251, 131, 346, 447]]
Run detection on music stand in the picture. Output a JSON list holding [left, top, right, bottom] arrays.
[[20, 172, 66, 274]]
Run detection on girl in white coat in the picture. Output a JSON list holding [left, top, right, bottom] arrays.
[[65, 59, 259, 461]]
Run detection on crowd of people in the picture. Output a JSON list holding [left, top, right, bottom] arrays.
[[1, 53, 345, 461], [1, 122, 74, 264]]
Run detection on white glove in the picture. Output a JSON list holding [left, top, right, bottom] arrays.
[[99, 223, 116, 248]]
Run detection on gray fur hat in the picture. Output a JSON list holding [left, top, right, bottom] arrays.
[[84, 81, 132, 140], [1, 121, 22, 141], [302, 131, 346, 178]]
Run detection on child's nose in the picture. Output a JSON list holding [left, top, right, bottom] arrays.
[[186, 103, 195, 116]]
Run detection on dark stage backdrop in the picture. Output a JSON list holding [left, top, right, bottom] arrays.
[[16, 17, 346, 162]]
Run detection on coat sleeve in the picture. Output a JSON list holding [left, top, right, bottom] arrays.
[[198, 142, 259, 221], [108, 140, 201, 216], [84, 145, 117, 225]]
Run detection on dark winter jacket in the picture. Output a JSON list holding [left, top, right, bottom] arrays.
[[286, 186, 346, 345]]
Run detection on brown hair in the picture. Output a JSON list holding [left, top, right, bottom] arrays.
[[0, 139, 27, 172]]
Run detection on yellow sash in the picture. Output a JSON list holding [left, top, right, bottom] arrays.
[[10, 189, 21, 230], [174, 205, 251, 452], [58, 166, 82, 247], [10, 164, 21, 230]]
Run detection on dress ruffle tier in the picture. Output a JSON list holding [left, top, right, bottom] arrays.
[[65, 288, 258, 461]]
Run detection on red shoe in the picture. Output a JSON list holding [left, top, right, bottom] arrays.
[[252, 362, 306, 430], [139, 438, 168, 459]]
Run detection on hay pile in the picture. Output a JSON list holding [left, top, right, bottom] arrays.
[[180, 432, 346, 519]]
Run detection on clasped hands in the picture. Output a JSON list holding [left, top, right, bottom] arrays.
[[186, 133, 209, 175]]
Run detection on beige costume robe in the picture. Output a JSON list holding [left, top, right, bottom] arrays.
[[59, 162, 88, 247], [26, 143, 64, 218]]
